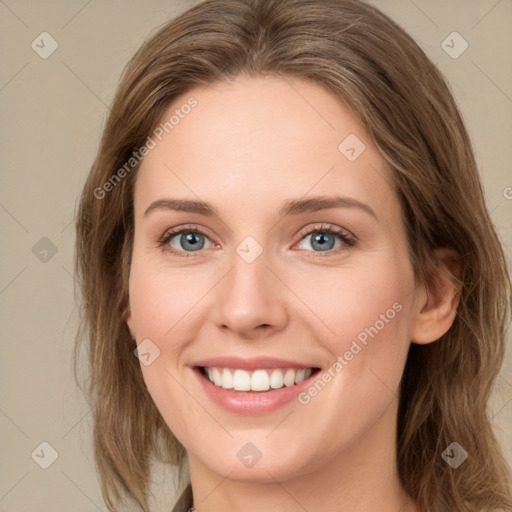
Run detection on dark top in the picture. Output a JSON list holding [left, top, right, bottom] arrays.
[[171, 483, 194, 512]]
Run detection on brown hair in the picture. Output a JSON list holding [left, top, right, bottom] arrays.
[[74, 0, 512, 510]]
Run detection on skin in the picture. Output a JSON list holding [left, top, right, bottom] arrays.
[[125, 75, 460, 512]]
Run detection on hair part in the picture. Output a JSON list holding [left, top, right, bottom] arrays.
[[74, 0, 512, 510]]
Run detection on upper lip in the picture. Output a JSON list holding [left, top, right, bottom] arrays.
[[192, 356, 318, 371]]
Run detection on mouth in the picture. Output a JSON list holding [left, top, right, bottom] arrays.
[[195, 366, 321, 392]]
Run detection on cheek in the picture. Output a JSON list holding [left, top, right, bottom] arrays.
[[296, 260, 410, 346], [284, 263, 413, 462], [127, 255, 230, 432], [296, 258, 413, 394], [127, 257, 206, 438], [128, 254, 212, 341]]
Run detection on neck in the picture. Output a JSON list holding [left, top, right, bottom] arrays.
[[187, 398, 419, 512]]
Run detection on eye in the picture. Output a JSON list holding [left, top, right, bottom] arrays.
[[158, 222, 356, 258], [294, 223, 356, 257], [159, 224, 215, 257]]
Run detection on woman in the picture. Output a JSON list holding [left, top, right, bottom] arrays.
[[74, 0, 512, 511]]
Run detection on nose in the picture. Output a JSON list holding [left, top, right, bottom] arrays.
[[213, 243, 288, 339]]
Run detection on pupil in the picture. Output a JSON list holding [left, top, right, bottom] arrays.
[[313, 232, 333, 251], [183, 232, 204, 251]]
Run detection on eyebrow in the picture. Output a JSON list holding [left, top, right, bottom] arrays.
[[143, 195, 378, 220]]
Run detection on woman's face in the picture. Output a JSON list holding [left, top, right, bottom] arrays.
[[126, 75, 421, 483]]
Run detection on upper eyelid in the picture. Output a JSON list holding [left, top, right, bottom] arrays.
[[160, 223, 210, 239], [296, 223, 355, 240]]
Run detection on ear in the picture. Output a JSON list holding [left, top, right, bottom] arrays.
[[410, 248, 462, 345], [124, 304, 136, 340]]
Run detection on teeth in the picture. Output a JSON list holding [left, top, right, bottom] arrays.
[[251, 370, 270, 391], [221, 368, 234, 389], [294, 369, 306, 384], [233, 369, 251, 391], [283, 368, 295, 386], [204, 367, 314, 391], [212, 368, 222, 386], [269, 369, 284, 389]]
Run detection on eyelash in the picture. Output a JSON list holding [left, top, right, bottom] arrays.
[[158, 223, 356, 259]]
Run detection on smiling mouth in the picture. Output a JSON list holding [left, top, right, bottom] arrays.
[[196, 366, 321, 392]]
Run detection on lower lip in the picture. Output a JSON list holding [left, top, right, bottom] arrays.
[[193, 367, 318, 415]]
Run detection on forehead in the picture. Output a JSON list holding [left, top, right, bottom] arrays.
[[134, 75, 398, 224]]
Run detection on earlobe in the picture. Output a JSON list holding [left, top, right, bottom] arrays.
[[410, 248, 462, 345]]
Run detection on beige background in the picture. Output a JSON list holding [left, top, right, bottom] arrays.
[[1, 1, 511, 510]]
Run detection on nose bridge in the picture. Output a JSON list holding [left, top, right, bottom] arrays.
[[214, 235, 286, 335]]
